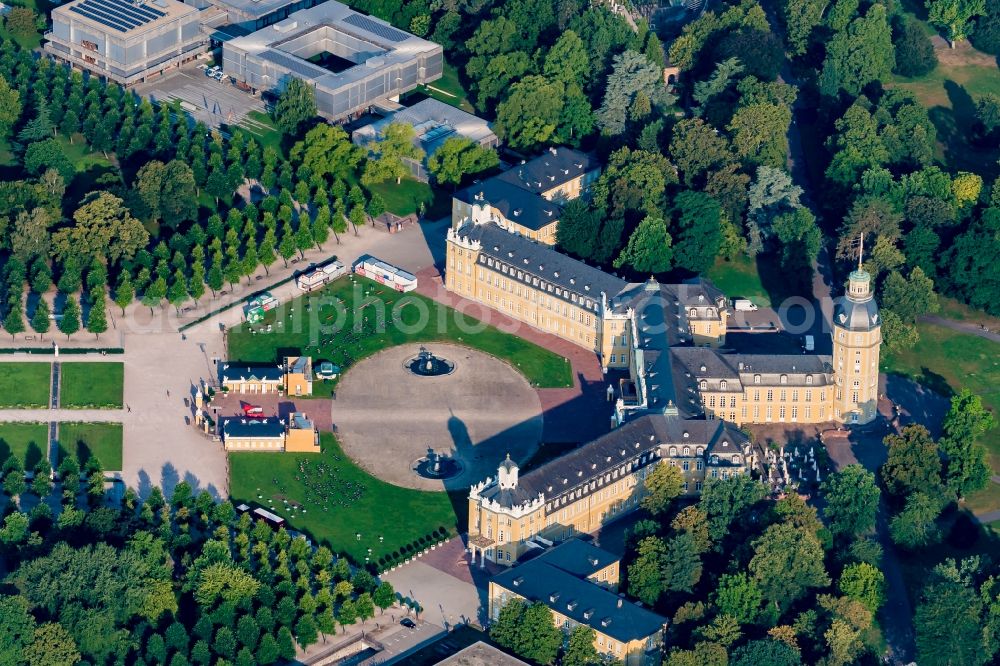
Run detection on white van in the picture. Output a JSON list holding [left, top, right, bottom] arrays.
[[732, 298, 758, 311]]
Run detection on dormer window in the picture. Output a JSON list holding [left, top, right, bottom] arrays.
[[806, 375, 814, 385], [780, 375, 788, 385], [754, 375, 761, 384], [720, 380, 727, 390], [700, 380, 707, 391]]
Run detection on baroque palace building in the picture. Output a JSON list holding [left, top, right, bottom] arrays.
[[453, 152, 882, 571]]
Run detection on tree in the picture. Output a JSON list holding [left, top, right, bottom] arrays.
[[928, 0, 986, 44], [0, 74, 21, 135], [235, 615, 258, 652], [562, 626, 601, 666], [361, 122, 423, 186], [669, 118, 733, 188], [821, 465, 880, 539], [730, 639, 801, 666], [426, 136, 499, 186], [700, 475, 768, 544], [881, 268, 939, 323], [355, 592, 375, 622], [255, 634, 279, 665], [783, 0, 830, 55], [273, 78, 316, 137], [714, 28, 784, 81], [0, 595, 35, 666], [939, 389, 994, 497], [114, 273, 134, 315], [838, 562, 885, 614], [24, 139, 73, 182], [336, 599, 357, 633], [627, 536, 667, 605], [373, 581, 395, 614], [894, 16, 937, 76], [85, 291, 107, 339], [3, 301, 24, 340], [10, 208, 50, 263], [289, 125, 362, 184], [18, 103, 53, 144], [672, 506, 711, 552], [819, 4, 896, 97], [53, 193, 149, 265], [772, 207, 822, 291], [714, 572, 763, 624], [881, 425, 943, 497], [6, 7, 38, 38], [295, 614, 318, 649], [915, 577, 989, 665], [728, 103, 792, 170], [599, 50, 672, 135], [613, 214, 673, 274], [29, 298, 49, 341], [641, 462, 683, 515], [26, 623, 80, 666], [495, 76, 567, 150], [662, 532, 704, 593], [518, 602, 562, 665], [672, 191, 723, 274], [59, 297, 80, 339], [750, 524, 830, 609], [276, 626, 296, 660], [213, 626, 236, 660], [889, 492, 943, 549]]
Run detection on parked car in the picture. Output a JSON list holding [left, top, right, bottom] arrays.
[[732, 298, 758, 311], [400, 618, 416, 629], [205, 66, 219, 77]]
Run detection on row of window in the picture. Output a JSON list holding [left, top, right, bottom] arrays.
[[704, 389, 826, 406], [479, 255, 600, 312]]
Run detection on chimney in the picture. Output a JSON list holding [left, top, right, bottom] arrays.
[[549, 147, 557, 155]]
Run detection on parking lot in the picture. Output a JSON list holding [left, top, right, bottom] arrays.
[[135, 64, 267, 129]]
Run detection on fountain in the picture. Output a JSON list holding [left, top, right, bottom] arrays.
[[414, 449, 463, 479], [405, 346, 456, 377]]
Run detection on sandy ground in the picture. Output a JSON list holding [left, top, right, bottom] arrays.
[[332, 343, 543, 491]]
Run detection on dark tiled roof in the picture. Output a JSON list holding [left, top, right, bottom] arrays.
[[456, 222, 628, 304], [729, 353, 832, 376], [533, 539, 618, 578], [493, 560, 666, 643], [454, 179, 562, 231], [494, 147, 600, 195], [221, 363, 284, 382], [834, 295, 880, 332], [222, 418, 285, 438]]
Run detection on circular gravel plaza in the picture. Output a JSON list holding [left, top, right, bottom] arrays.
[[332, 343, 544, 491]]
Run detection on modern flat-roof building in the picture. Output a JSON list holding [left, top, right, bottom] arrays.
[[45, 0, 206, 85], [201, 0, 321, 31], [352, 98, 497, 182], [451, 147, 601, 245], [222, 0, 443, 121], [489, 539, 666, 665]]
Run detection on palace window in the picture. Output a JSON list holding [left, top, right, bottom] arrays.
[[700, 380, 707, 391], [766, 390, 773, 402], [754, 374, 761, 384], [792, 390, 798, 401], [779, 406, 786, 420], [780, 390, 786, 401], [730, 397, 737, 408], [697, 460, 704, 471], [791, 406, 798, 420], [780, 375, 788, 384], [683, 461, 690, 471], [683, 446, 690, 456], [806, 375, 813, 385], [708, 396, 716, 408], [720, 380, 727, 390]]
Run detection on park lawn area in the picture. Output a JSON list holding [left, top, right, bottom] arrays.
[[0, 423, 49, 469], [229, 433, 457, 563], [413, 62, 474, 113], [364, 177, 450, 219], [227, 275, 573, 391], [0, 363, 51, 408], [889, 49, 1000, 176], [60, 362, 124, 408], [239, 110, 284, 156], [706, 255, 771, 307], [59, 135, 114, 172], [936, 296, 1000, 330], [883, 323, 1000, 509], [57, 422, 123, 470]]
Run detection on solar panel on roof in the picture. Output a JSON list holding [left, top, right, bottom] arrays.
[[70, 5, 133, 31], [88, 0, 152, 24], [342, 13, 409, 42], [81, 0, 142, 27]]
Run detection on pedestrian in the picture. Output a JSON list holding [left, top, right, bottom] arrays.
[[166, 389, 170, 397]]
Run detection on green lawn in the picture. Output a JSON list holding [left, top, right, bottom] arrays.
[[57, 422, 123, 470], [364, 177, 450, 219], [883, 323, 1000, 510], [412, 62, 474, 113], [60, 362, 124, 408], [936, 296, 1000, 330], [706, 255, 771, 308], [239, 110, 284, 156], [0, 423, 49, 469], [227, 275, 573, 393], [0, 363, 51, 408], [889, 48, 1000, 176], [229, 433, 457, 563]]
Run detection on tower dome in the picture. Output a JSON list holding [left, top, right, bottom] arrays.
[[833, 268, 880, 332]]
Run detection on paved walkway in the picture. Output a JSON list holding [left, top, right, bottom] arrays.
[[919, 315, 1000, 343]]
